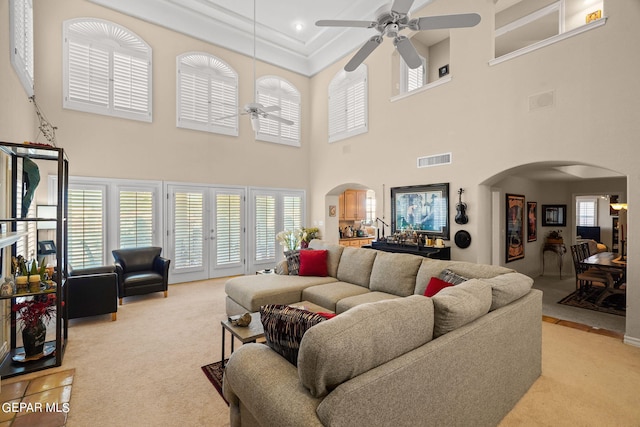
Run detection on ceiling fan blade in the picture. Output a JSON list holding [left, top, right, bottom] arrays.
[[261, 105, 281, 113], [216, 112, 240, 121], [263, 113, 294, 126], [412, 13, 481, 31], [345, 36, 383, 72], [316, 19, 377, 28], [391, 0, 416, 15], [395, 36, 422, 69]]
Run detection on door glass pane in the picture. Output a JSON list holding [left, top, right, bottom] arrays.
[[119, 190, 153, 248], [174, 192, 204, 269], [216, 193, 242, 265], [255, 195, 275, 261], [68, 188, 104, 268]]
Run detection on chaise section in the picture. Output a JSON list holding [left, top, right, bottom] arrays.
[[225, 274, 337, 315]]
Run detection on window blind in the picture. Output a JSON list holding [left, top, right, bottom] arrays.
[[68, 188, 105, 268], [10, 0, 34, 96], [216, 194, 242, 265], [177, 53, 238, 136], [328, 65, 368, 143], [576, 199, 597, 227], [254, 195, 276, 262], [256, 76, 301, 146], [173, 192, 204, 270], [119, 190, 153, 248], [64, 18, 152, 122], [282, 195, 302, 232]]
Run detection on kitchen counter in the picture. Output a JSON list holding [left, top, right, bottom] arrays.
[[339, 236, 375, 247]]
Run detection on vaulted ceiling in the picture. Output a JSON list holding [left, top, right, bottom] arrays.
[[89, 0, 434, 76]]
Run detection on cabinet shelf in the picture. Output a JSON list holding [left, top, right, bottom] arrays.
[[0, 141, 68, 379]]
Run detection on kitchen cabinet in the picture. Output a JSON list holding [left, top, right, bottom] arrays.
[[339, 238, 373, 248], [343, 190, 367, 221]]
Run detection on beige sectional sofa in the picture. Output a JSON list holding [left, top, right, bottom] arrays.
[[223, 240, 542, 426]]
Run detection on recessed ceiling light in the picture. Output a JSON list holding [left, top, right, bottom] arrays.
[[294, 23, 304, 32]]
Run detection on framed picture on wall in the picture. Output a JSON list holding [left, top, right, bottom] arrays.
[[527, 201, 537, 242], [390, 183, 449, 240], [542, 204, 566, 226], [506, 194, 525, 263]]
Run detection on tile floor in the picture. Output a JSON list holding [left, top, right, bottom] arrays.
[[0, 369, 73, 427]]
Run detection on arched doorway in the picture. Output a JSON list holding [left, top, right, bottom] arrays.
[[324, 183, 377, 245]]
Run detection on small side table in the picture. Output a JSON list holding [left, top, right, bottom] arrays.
[[542, 242, 566, 278], [256, 269, 275, 275], [220, 312, 264, 368]]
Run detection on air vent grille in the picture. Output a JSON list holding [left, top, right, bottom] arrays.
[[417, 152, 452, 168]]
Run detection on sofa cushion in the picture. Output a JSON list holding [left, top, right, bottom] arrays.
[[369, 252, 422, 297], [424, 276, 453, 297], [309, 240, 344, 278], [335, 247, 378, 288], [298, 295, 435, 398], [298, 250, 328, 277], [225, 274, 337, 312], [414, 259, 457, 295], [284, 250, 301, 275], [260, 305, 327, 366], [481, 272, 534, 311], [301, 282, 370, 312], [335, 291, 401, 314], [432, 279, 492, 338]]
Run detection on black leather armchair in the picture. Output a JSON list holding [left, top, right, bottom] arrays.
[[112, 247, 170, 305], [67, 265, 118, 321]]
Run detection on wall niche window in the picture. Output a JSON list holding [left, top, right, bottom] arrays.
[[391, 33, 450, 99], [494, 0, 605, 61]]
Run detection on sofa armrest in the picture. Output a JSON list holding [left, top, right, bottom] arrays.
[[223, 344, 324, 427], [66, 272, 118, 319], [153, 256, 171, 282]]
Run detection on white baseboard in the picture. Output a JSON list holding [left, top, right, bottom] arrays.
[[623, 334, 640, 348]]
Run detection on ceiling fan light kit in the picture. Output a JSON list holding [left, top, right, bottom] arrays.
[[316, 0, 481, 72]]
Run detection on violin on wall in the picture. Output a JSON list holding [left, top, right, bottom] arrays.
[[455, 188, 469, 225]]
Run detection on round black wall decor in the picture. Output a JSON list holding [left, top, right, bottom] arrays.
[[454, 230, 472, 249]]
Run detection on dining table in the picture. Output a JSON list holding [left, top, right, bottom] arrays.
[[580, 251, 626, 289]]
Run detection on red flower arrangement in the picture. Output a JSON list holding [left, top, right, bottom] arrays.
[[12, 294, 57, 331]]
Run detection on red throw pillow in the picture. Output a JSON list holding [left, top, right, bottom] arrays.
[[298, 249, 328, 277], [424, 276, 454, 297]]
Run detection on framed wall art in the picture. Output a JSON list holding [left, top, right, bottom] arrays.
[[527, 201, 537, 242], [506, 194, 525, 263], [542, 204, 566, 226], [390, 183, 449, 239]]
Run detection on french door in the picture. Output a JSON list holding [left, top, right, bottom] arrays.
[[167, 185, 246, 282]]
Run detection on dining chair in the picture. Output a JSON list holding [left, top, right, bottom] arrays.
[[569, 244, 613, 292]]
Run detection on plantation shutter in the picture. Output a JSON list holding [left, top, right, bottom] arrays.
[[328, 65, 368, 143], [68, 187, 105, 268], [177, 53, 238, 136], [216, 193, 242, 265], [283, 195, 302, 232], [173, 192, 204, 270], [256, 76, 301, 146], [63, 19, 152, 122], [255, 195, 276, 262], [119, 190, 154, 248], [113, 52, 149, 114], [10, 0, 34, 96]]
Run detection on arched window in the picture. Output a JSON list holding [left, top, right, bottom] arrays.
[[328, 64, 368, 143], [255, 76, 301, 147], [63, 18, 152, 122], [177, 52, 238, 136]]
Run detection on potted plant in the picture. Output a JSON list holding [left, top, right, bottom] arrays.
[[546, 229, 563, 244], [12, 293, 56, 359], [300, 227, 320, 248]]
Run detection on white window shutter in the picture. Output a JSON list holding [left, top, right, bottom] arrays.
[[255, 195, 276, 262], [255, 76, 301, 147], [216, 194, 242, 265], [173, 192, 204, 270], [68, 188, 105, 268], [119, 190, 154, 248], [283, 195, 303, 232], [328, 65, 368, 143], [10, 0, 34, 96]]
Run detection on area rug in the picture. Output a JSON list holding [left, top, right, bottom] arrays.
[[201, 360, 228, 405], [558, 288, 626, 317]]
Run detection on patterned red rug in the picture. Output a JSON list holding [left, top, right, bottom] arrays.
[[201, 360, 229, 405]]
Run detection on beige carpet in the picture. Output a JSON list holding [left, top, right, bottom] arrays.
[[4, 278, 638, 427]]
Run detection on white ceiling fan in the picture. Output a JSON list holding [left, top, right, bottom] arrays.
[[316, 0, 481, 72], [218, 0, 294, 132]]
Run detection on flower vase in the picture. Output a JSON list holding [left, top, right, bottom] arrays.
[[300, 240, 309, 249], [22, 321, 46, 358]]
